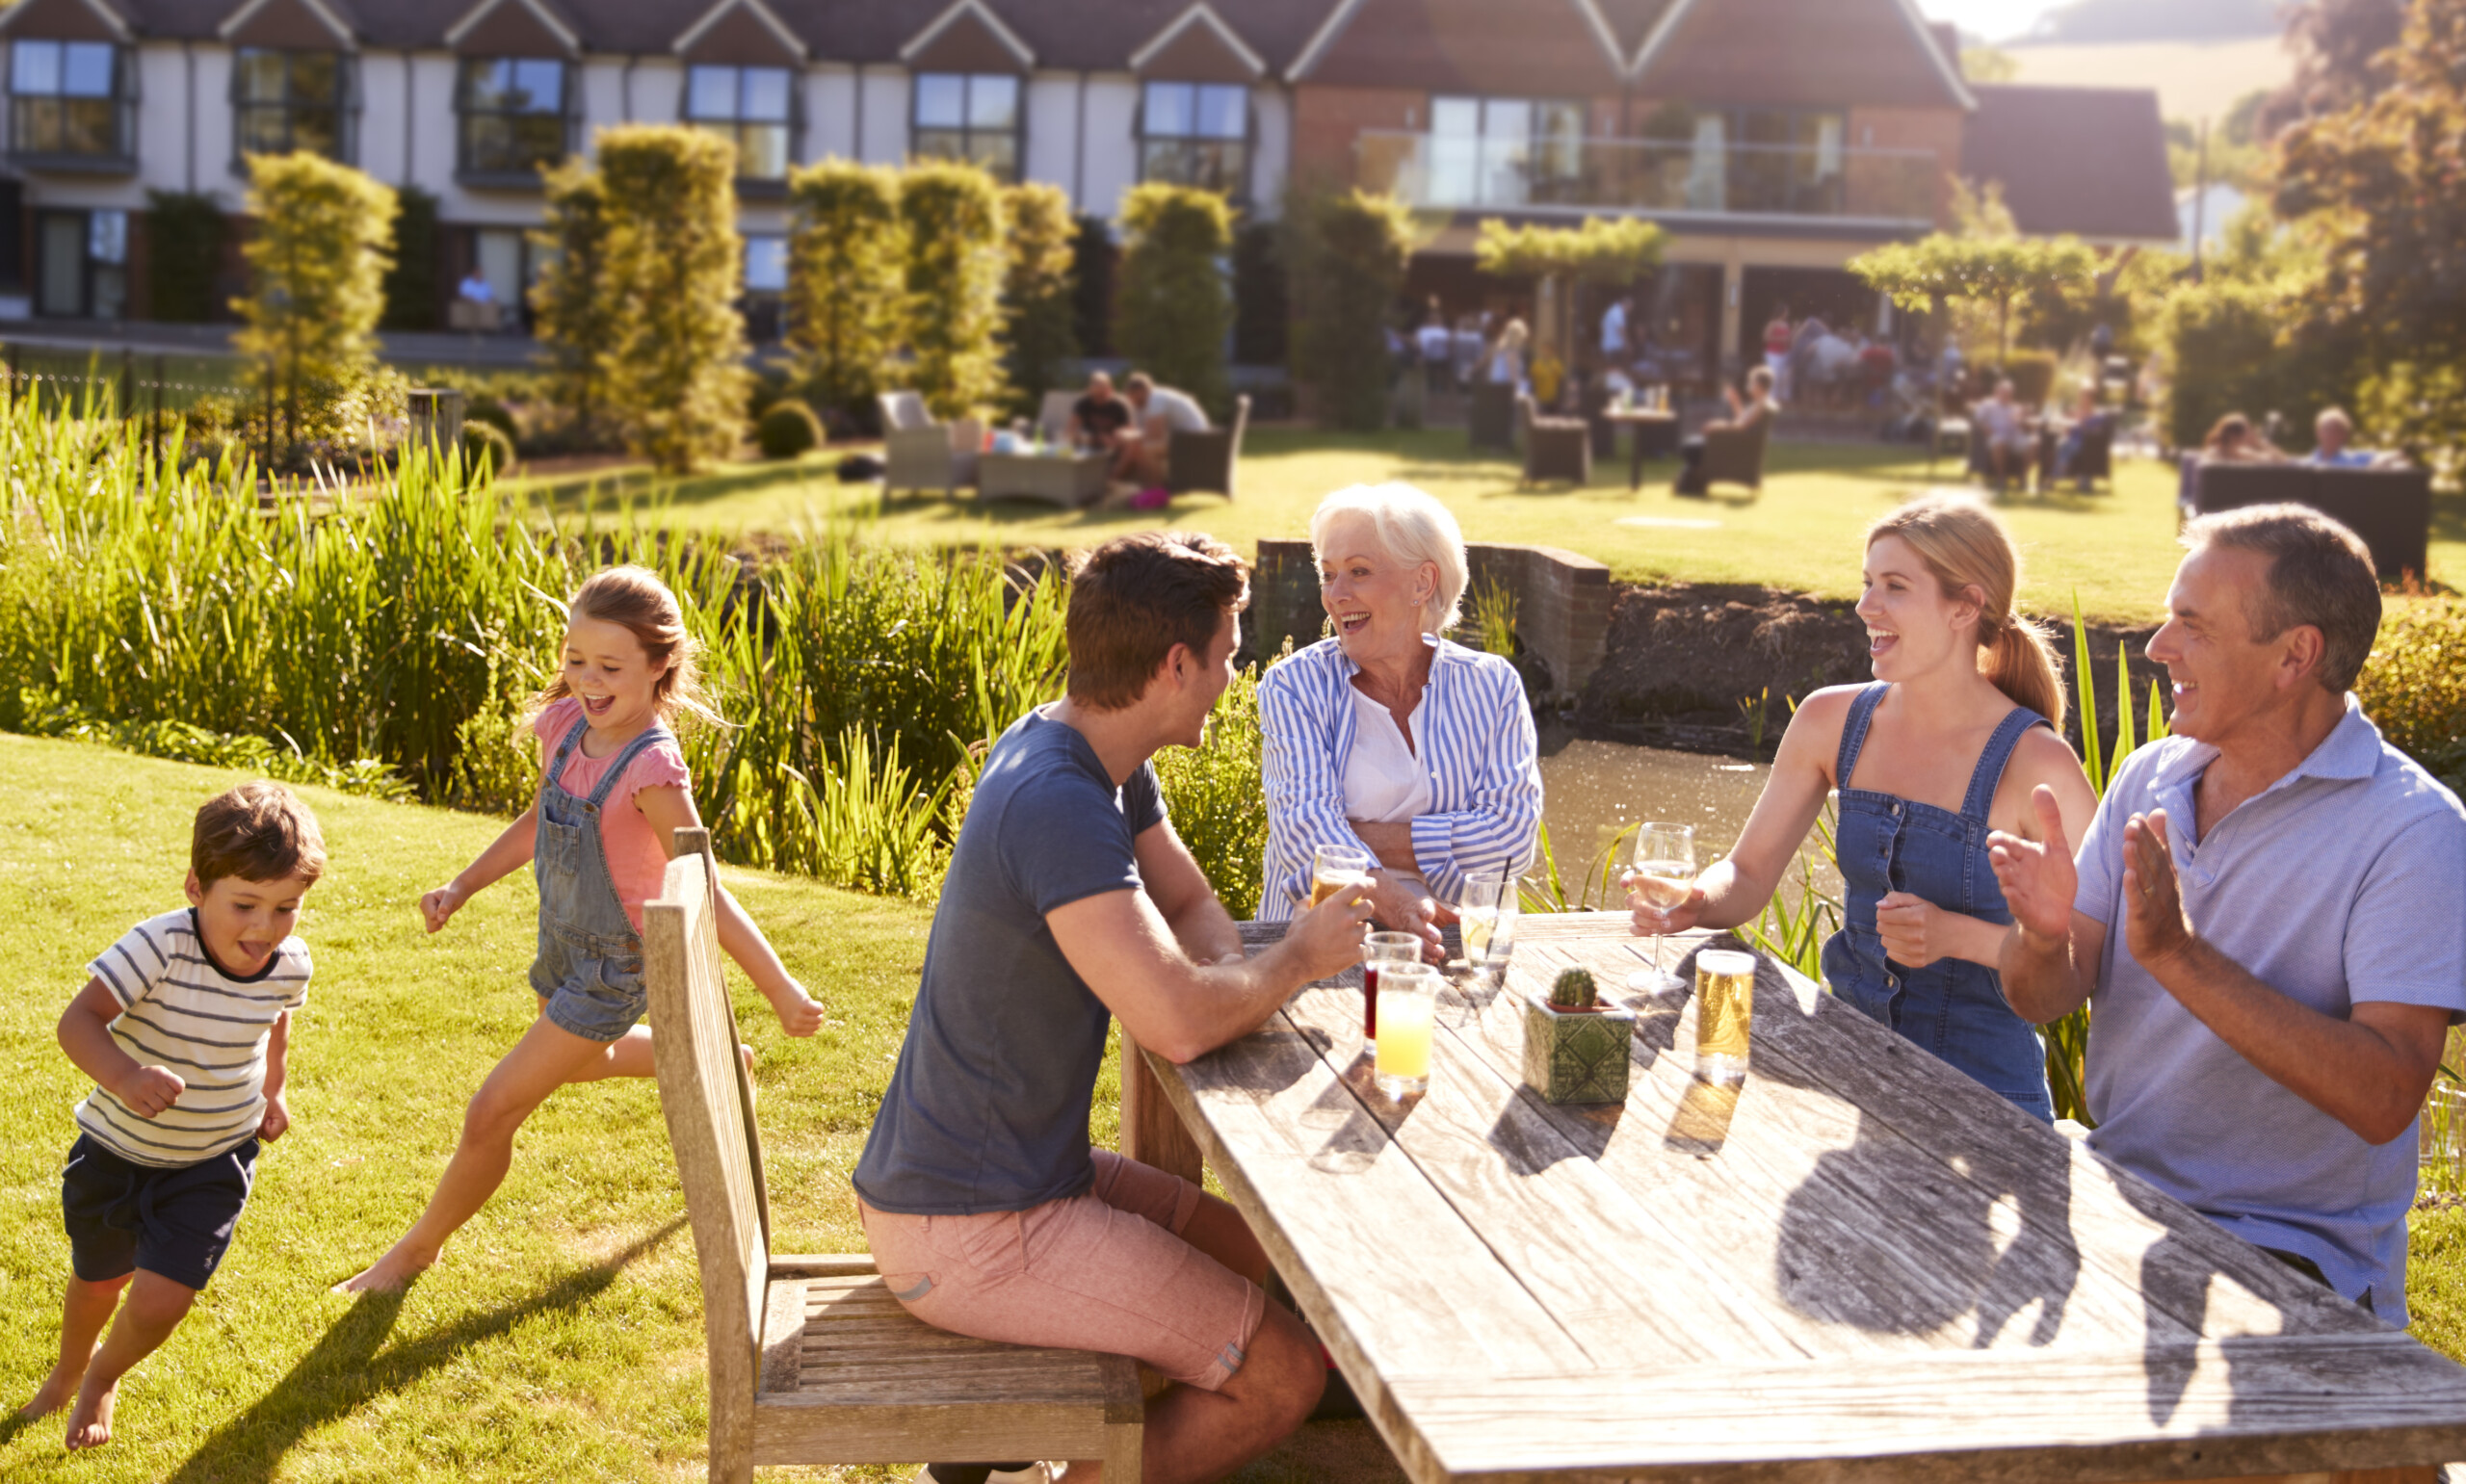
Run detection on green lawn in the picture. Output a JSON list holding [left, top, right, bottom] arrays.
[[9, 736, 2466, 1480], [0, 735, 1131, 1482], [567, 430, 2466, 627]]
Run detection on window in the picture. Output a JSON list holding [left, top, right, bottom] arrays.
[[1138, 82, 1247, 197], [1661, 107, 1847, 215], [457, 57, 569, 178], [744, 235, 788, 294], [10, 39, 133, 164], [686, 65, 793, 181], [233, 49, 354, 164], [36, 207, 125, 318], [1428, 96, 1584, 208], [911, 72, 1019, 182]]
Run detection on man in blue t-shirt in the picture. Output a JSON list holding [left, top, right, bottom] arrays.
[[853, 532, 1373, 1482], [1993, 506, 2466, 1321]]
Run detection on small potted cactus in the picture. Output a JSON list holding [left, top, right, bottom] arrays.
[[1521, 967, 1639, 1105]]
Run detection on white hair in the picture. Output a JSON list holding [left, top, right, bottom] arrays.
[[1307, 482, 1469, 637]]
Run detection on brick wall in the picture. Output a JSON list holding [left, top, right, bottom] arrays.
[[1848, 106, 1965, 228], [1250, 538, 1611, 701], [1289, 86, 1423, 193]]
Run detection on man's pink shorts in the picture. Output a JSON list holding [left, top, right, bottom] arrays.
[[858, 1149, 1267, 1392]]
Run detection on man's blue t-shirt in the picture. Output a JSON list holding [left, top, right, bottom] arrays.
[[853, 708, 1165, 1215]]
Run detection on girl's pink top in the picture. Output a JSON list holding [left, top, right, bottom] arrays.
[[534, 698, 694, 932]]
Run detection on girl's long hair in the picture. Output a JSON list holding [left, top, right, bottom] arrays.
[[520, 565, 728, 737], [1867, 497, 2067, 733]]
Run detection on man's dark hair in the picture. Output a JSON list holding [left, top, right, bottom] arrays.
[[194, 782, 327, 888], [2181, 504, 2381, 692], [1066, 532, 1250, 710], [1123, 371, 1154, 396]]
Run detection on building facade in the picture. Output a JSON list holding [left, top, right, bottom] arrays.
[[0, 0, 2176, 368]]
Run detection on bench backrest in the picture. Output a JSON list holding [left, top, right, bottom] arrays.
[[645, 830, 770, 1430], [879, 390, 933, 432]]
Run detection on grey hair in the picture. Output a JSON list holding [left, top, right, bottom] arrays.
[[1308, 482, 1470, 637], [2181, 504, 2381, 692]]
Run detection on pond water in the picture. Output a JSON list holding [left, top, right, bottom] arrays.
[[1533, 732, 1842, 912]]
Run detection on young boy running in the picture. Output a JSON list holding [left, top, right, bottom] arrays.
[[16, 782, 323, 1450]]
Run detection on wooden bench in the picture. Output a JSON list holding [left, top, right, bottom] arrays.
[[643, 829, 1144, 1483]]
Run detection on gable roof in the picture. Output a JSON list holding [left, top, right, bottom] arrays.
[[218, 0, 356, 46], [1291, 0, 1625, 93], [898, 0, 1033, 69], [1631, 0, 1972, 109], [0, 0, 138, 41], [1129, 3, 1266, 79], [672, 0, 805, 63], [1962, 83, 2179, 243], [442, 0, 578, 55]]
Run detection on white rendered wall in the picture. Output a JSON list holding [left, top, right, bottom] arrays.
[[1078, 73, 1138, 222], [625, 59, 683, 129], [1249, 84, 1290, 218], [357, 50, 412, 190], [805, 65, 855, 163], [856, 68, 906, 166], [578, 57, 626, 145], [133, 44, 188, 196], [1023, 71, 1076, 203]]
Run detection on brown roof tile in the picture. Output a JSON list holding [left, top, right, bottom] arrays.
[[1961, 83, 2179, 242], [1631, 0, 1971, 110], [1294, 0, 1623, 93]]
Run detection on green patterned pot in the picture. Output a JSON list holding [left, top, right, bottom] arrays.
[[1521, 993, 1637, 1105]]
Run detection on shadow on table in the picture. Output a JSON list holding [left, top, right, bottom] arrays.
[[1682, 942, 2086, 1350]]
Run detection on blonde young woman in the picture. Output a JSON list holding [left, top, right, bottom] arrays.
[[1632, 496, 2097, 1119]]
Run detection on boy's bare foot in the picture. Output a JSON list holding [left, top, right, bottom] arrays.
[[335, 1243, 436, 1294], [63, 1381, 115, 1450], [17, 1366, 81, 1419]]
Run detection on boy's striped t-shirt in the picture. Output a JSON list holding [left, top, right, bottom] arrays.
[[76, 909, 310, 1167]]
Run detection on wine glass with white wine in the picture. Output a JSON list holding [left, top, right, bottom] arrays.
[[1625, 821, 1697, 994]]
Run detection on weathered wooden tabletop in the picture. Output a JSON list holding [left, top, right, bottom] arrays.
[[1122, 913, 2466, 1484]]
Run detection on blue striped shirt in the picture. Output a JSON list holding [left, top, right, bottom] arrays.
[[1258, 637, 1540, 920]]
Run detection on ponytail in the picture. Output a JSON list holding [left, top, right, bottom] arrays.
[[1983, 612, 2067, 733]]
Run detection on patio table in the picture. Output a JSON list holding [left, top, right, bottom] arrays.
[[1605, 406, 1681, 492], [978, 449, 1108, 508], [1121, 913, 2466, 1484]]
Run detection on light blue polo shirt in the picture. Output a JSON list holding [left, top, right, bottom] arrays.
[[2075, 696, 2466, 1322]]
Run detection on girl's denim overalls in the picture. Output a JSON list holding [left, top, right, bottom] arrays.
[[529, 713, 672, 1043], [1819, 683, 2055, 1121]]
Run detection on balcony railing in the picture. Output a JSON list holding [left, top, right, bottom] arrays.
[[1356, 130, 1941, 228]]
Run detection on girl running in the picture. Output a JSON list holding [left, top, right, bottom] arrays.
[[342, 565, 820, 1291]]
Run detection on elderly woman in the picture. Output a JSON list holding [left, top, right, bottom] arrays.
[[1258, 483, 1542, 934]]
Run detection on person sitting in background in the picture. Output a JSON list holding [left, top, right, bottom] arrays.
[[1122, 373, 1210, 487], [1858, 336, 1899, 406], [1674, 366, 1776, 497], [1973, 379, 2033, 490], [2304, 408, 2385, 469], [2054, 388, 2116, 490], [1600, 294, 1633, 367], [451, 271, 499, 332], [1762, 307, 1794, 403], [2203, 412, 2284, 464], [1992, 506, 2466, 1320], [1066, 371, 1137, 472], [1258, 483, 1538, 940]]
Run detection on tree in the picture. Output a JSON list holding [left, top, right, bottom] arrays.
[[1115, 183, 1234, 414], [528, 160, 617, 441], [2269, 0, 2405, 126], [784, 160, 905, 430], [1287, 189, 1417, 431], [2274, 0, 2466, 470], [1850, 232, 2095, 362], [899, 161, 1009, 420], [232, 151, 396, 455], [145, 190, 225, 324], [381, 185, 441, 330], [595, 126, 750, 474], [1474, 216, 1666, 391], [1000, 180, 1078, 417]]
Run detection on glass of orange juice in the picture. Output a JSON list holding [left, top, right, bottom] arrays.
[[1375, 962, 1439, 1097]]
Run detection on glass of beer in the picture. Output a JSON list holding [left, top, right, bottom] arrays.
[[1693, 948, 1757, 1086], [1625, 821, 1697, 995], [1361, 932, 1421, 1049], [1375, 962, 1440, 1097], [1458, 870, 1517, 975], [1309, 844, 1374, 909]]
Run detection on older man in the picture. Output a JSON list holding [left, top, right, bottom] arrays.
[[1991, 506, 2466, 1320], [2305, 406, 2380, 469], [1122, 372, 1210, 486], [856, 532, 1363, 1483]]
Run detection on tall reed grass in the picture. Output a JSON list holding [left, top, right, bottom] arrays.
[[0, 385, 1268, 904]]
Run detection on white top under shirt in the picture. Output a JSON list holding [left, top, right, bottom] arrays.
[[1343, 687, 1433, 824], [78, 909, 311, 1166]]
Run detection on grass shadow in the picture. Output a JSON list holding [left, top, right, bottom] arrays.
[[162, 1217, 684, 1484]]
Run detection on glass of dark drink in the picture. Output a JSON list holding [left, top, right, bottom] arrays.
[[1362, 932, 1421, 1049]]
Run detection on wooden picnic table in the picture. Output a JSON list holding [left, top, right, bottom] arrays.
[[1603, 405, 1681, 492], [1120, 913, 2466, 1484]]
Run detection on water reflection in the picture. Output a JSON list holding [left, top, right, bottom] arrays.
[[1535, 732, 1844, 910]]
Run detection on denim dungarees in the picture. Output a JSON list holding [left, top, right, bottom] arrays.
[[1820, 683, 2055, 1121], [528, 713, 671, 1043]]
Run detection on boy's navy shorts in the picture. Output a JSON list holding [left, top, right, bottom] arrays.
[[62, 1133, 258, 1292]]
